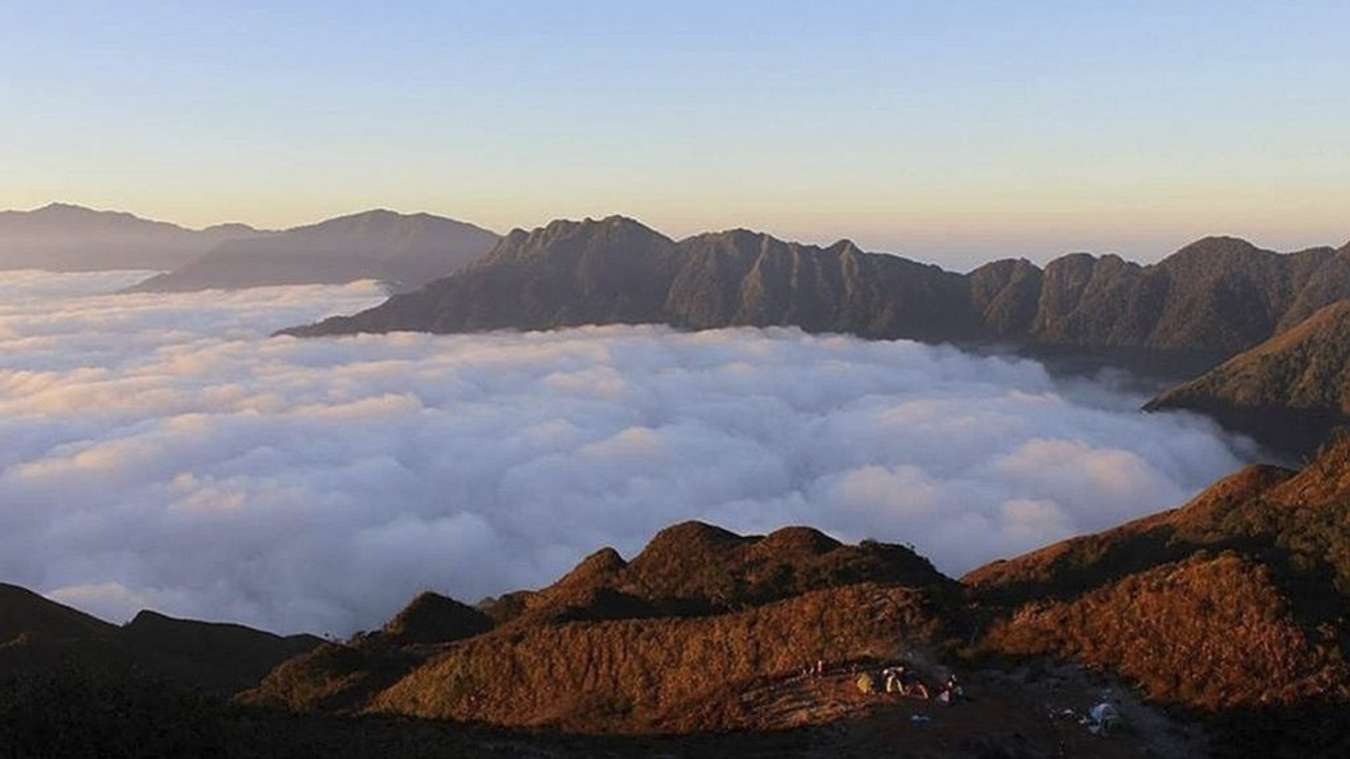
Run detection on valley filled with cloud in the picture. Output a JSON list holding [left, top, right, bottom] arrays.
[[0, 271, 1252, 635]]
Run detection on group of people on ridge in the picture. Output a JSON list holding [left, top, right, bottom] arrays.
[[853, 661, 964, 705]]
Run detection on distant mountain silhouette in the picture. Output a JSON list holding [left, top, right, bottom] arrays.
[[129, 209, 499, 293], [282, 219, 1350, 364], [0, 584, 319, 695], [0, 203, 260, 271], [1146, 296, 1350, 453]]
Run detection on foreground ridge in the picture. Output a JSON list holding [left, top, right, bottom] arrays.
[[5, 444, 1350, 755]]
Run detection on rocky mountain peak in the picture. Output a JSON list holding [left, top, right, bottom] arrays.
[[381, 591, 494, 645]]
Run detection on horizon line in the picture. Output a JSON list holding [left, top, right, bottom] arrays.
[[8, 200, 1348, 272]]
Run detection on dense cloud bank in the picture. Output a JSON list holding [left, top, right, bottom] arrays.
[[1, 271, 1250, 635]]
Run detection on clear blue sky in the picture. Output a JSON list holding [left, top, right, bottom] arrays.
[[3, 1, 1347, 270]]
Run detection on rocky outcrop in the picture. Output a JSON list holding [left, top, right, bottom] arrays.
[[379, 592, 494, 645]]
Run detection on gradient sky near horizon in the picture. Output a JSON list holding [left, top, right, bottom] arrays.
[[3, 1, 1348, 271]]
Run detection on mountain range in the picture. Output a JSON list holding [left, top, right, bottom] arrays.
[[286, 216, 1350, 355], [128, 209, 499, 293], [280, 215, 1350, 454], [1, 203, 500, 292], [10, 201, 1350, 452], [6, 435, 1350, 757], [0, 202, 262, 271], [13, 203, 1345, 373]]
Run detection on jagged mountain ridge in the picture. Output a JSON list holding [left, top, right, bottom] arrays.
[[0, 202, 262, 271], [280, 216, 986, 342], [284, 217, 978, 342], [129, 209, 500, 293], [283, 218, 1350, 364]]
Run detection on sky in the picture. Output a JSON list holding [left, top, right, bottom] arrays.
[[3, 1, 1348, 270], [0, 271, 1248, 634]]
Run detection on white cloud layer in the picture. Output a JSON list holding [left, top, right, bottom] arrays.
[[0, 271, 1250, 635]]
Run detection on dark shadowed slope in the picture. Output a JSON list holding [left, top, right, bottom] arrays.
[[120, 610, 323, 693], [378, 592, 494, 645], [0, 583, 117, 643], [1147, 299, 1350, 455], [0, 585, 320, 695], [0, 203, 260, 271], [129, 209, 499, 292], [282, 219, 1348, 362]]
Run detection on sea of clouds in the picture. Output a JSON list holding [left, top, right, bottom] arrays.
[[0, 270, 1253, 635]]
